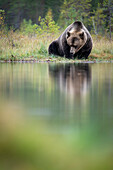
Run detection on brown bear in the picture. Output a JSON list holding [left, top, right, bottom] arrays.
[[48, 21, 93, 59]]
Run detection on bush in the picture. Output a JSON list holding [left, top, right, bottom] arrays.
[[20, 8, 59, 36], [38, 43, 47, 55], [20, 19, 37, 36], [0, 9, 5, 29]]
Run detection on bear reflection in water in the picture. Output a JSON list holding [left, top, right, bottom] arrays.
[[49, 63, 91, 100]]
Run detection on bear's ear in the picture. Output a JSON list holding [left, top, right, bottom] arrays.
[[66, 31, 70, 39], [73, 21, 83, 31]]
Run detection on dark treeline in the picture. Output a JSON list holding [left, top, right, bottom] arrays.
[[0, 0, 63, 28], [0, 0, 113, 37]]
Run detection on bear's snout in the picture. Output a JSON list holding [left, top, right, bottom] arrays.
[[70, 46, 76, 55]]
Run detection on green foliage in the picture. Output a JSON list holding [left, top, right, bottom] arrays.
[[59, 1, 80, 28], [38, 43, 47, 55], [91, 3, 106, 34], [45, 8, 60, 33], [0, 0, 113, 40], [0, 9, 5, 29], [59, 0, 92, 28], [58, 0, 113, 38], [0, 10, 9, 37], [36, 8, 59, 35], [20, 19, 37, 36], [89, 0, 113, 37], [20, 8, 59, 36]]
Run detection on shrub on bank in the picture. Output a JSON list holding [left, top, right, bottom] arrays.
[[20, 9, 59, 37]]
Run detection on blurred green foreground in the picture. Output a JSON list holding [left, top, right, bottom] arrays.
[[0, 104, 113, 170], [0, 63, 113, 170]]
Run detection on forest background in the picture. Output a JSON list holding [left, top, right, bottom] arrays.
[[0, 0, 113, 61]]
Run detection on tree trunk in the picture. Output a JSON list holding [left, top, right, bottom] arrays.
[[92, 17, 98, 35]]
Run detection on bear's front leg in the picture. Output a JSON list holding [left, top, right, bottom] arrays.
[[63, 45, 72, 59], [77, 49, 92, 59], [65, 52, 74, 59]]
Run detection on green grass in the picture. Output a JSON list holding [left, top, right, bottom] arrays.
[[0, 30, 113, 62]]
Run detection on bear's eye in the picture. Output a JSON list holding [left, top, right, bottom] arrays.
[[66, 32, 70, 38], [79, 32, 84, 40]]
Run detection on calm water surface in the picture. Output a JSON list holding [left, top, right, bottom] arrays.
[[0, 62, 113, 169], [0, 63, 113, 124]]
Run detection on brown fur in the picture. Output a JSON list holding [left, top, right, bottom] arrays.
[[66, 29, 87, 54], [48, 21, 93, 59]]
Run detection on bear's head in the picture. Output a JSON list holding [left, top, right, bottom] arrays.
[[66, 21, 87, 56]]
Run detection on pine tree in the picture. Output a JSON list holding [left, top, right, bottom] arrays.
[[59, 0, 92, 28], [91, 0, 113, 38], [103, 0, 113, 39]]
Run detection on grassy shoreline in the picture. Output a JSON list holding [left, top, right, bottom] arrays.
[[0, 31, 113, 63], [1, 58, 113, 64]]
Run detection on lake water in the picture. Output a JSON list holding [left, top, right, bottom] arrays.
[[0, 62, 113, 169]]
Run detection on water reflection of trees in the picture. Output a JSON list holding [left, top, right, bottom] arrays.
[[49, 63, 91, 101]]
